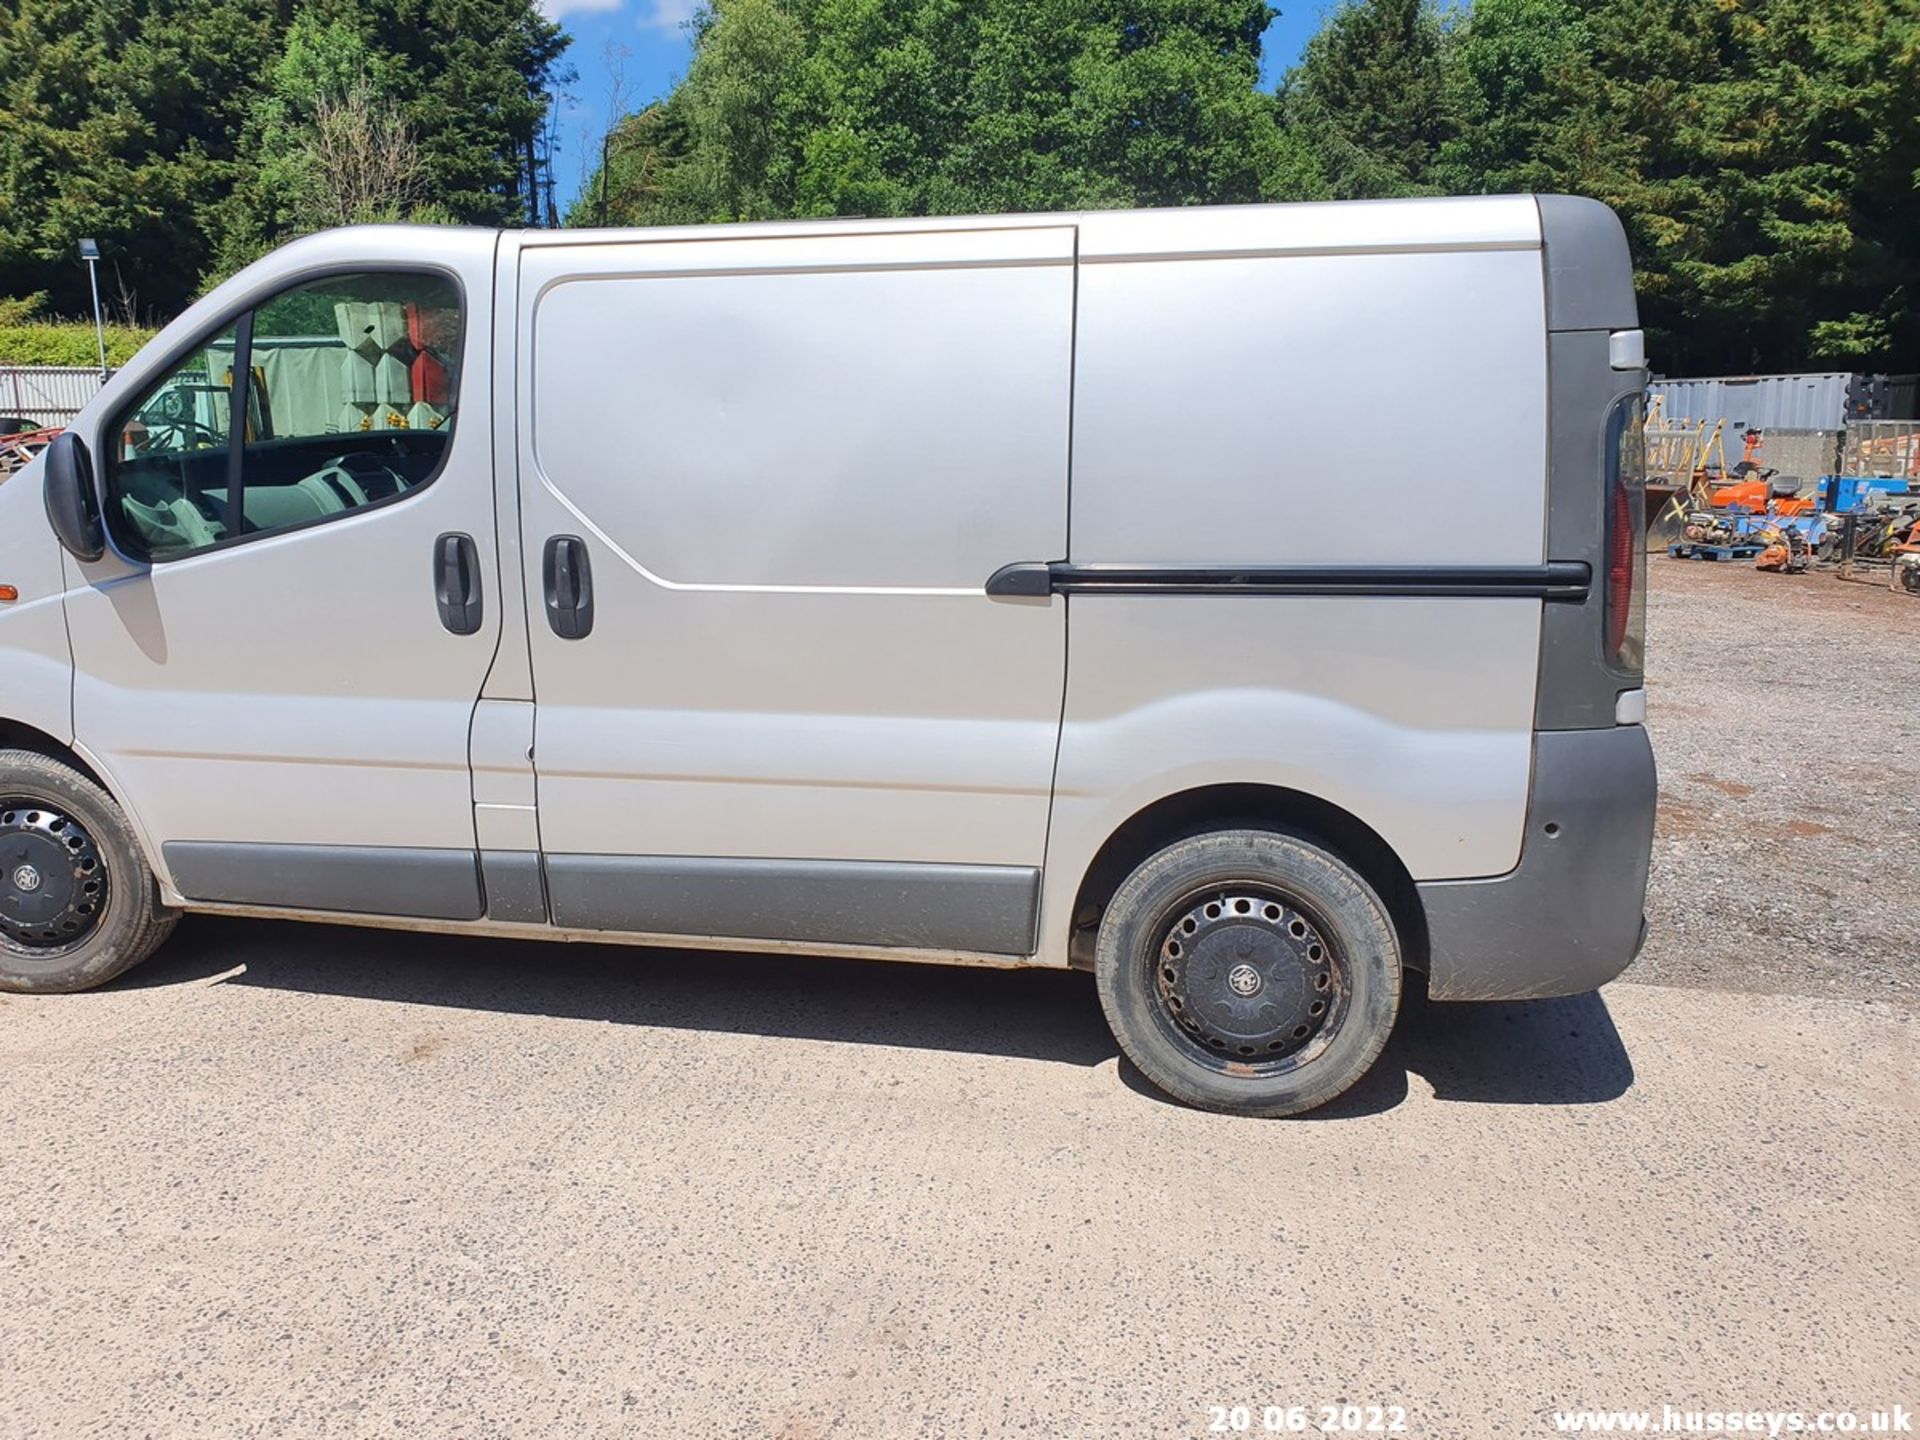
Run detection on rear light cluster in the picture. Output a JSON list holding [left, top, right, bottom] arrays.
[[1606, 477, 1634, 656], [1604, 395, 1648, 674]]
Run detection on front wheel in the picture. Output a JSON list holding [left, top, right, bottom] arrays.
[[0, 750, 178, 993], [1095, 829, 1402, 1117]]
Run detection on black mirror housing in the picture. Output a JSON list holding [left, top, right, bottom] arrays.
[[43, 431, 105, 563]]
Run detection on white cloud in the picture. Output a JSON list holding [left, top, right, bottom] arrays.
[[640, 0, 701, 29], [538, 0, 701, 29], [539, 0, 625, 18]]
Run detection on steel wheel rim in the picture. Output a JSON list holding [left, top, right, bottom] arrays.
[[1145, 883, 1351, 1076], [0, 799, 110, 956]]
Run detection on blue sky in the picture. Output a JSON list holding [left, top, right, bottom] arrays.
[[539, 1, 1325, 214]]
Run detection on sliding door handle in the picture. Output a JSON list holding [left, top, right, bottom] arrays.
[[433, 532, 483, 635], [543, 534, 594, 640]]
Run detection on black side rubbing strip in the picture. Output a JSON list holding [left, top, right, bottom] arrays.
[[164, 842, 484, 921], [984, 561, 1054, 598], [544, 855, 1041, 956], [987, 562, 1591, 601]]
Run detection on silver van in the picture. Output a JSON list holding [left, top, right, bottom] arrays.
[[0, 196, 1655, 1116]]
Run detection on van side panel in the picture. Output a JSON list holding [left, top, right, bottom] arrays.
[[515, 229, 1072, 949], [0, 464, 79, 746], [1039, 237, 1549, 968], [1069, 248, 1549, 566], [1045, 589, 1541, 851]]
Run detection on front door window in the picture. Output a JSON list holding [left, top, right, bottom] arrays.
[[104, 272, 462, 562]]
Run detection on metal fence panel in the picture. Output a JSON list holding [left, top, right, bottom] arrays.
[[1650, 372, 1919, 432], [1843, 422, 1920, 481], [1753, 428, 1842, 485], [0, 366, 105, 427], [1643, 421, 1838, 488], [1651, 373, 1855, 431]]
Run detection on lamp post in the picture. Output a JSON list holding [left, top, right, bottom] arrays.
[[77, 239, 108, 382]]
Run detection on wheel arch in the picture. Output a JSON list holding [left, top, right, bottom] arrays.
[[0, 718, 107, 791], [1063, 783, 1429, 977], [0, 717, 169, 887]]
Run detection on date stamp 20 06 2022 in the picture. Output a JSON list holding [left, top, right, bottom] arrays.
[[1205, 1404, 1410, 1435]]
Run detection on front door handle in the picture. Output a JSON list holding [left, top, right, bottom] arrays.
[[543, 535, 594, 640], [433, 532, 483, 635]]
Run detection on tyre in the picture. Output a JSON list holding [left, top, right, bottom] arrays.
[[0, 749, 178, 993], [1095, 828, 1402, 1118]]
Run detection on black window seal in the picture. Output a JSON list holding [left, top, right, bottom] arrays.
[[99, 261, 469, 567], [224, 308, 253, 539]]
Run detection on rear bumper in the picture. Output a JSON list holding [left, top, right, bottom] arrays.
[[1418, 725, 1657, 1001]]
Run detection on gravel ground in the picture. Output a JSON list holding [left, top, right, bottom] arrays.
[[1630, 557, 1920, 1002], [1, 937, 1914, 1438]]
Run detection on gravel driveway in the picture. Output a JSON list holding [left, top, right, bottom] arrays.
[[1633, 558, 1920, 1002], [1, 932, 1914, 1438]]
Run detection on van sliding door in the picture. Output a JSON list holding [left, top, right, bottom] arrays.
[[514, 226, 1074, 956]]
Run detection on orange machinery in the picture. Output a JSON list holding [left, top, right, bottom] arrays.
[[1892, 515, 1920, 596], [1709, 429, 1814, 515]]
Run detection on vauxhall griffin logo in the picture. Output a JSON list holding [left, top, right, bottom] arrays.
[[12, 865, 42, 894]]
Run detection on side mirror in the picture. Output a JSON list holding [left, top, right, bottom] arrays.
[[43, 431, 105, 563]]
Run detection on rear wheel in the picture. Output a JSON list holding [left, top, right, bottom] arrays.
[[1095, 828, 1402, 1117], [0, 750, 178, 993]]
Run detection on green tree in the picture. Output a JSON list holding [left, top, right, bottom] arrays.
[[577, 0, 1322, 229], [792, 0, 967, 218], [1066, 4, 1321, 208], [1279, 0, 1453, 198], [208, 16, 441, 280], [1535, 0, 1919, 371], [568, 101, 696, 228], [0, 0, 278, 317], [670, 0, 812, 221], [317, 0, 572, 226], [0, 0, 568, 315], [937, 0, 1312, 212], [1434, 0, 1591, 196]]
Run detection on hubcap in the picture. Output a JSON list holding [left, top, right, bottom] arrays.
[[0, 801, 109, 952], [1152, 889, 1345, 1069]]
